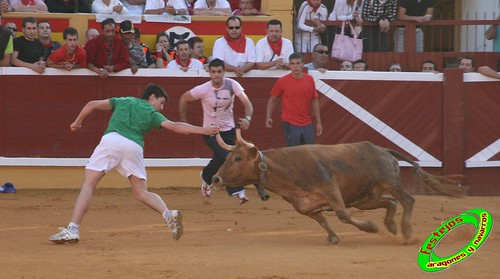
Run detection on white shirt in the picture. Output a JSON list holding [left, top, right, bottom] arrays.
[[255, 36, 294, 69], [330, 0, 363, 21], [212, 37, 256, 67], [121, 0, 144, 15], [144, 0, 188, 12], [190, 78, 244, 131], [194, 0, 230, 9], [92, 0, 129, 14], [167, 58, 204, 70]]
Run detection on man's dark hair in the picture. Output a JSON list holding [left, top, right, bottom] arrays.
[[209, 58, 225, 70], [187, 36, 203, 49], [142, 84, 169, 101], [176, 39, 188, 49], [101, 18, 116, 30], [63, 27, 78, 40], [37, 20, 50, 27], [22, 17, 37, 28], [289, 52, 303, 62], [312, 43, 327, 52], [421, 60, 436, 70], [459, 56, 475, 67], [353, 59, 368, 70], [267, 19, 282, 29], [226, 16, 242, 26]]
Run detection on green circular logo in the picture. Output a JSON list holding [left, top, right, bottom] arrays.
[[417, 208, 493, 272]]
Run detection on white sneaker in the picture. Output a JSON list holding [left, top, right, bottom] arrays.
[[200, 171, 212, 197], [165, 210, 183, 241], [49, 227, 80, 244], [236, 190, 249, 205]]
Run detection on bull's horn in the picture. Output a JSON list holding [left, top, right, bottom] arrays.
[[236, 129, 254, 148], [216, 132, 235, 151]]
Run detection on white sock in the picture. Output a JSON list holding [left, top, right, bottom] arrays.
[[162, 209, 171, 220], [67, 222, 80, 232]]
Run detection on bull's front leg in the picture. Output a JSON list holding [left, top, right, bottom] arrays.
[[307, 212, 340, 244]]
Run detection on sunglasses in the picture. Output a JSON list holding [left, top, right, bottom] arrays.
[[228, 26, 241, 30], [315, 50, 329, 55], [7, 27, 17, 32]]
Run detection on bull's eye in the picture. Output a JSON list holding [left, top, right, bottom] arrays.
[[234, 155, 242, 162]]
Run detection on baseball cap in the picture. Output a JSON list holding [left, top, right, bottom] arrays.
[[120, 20, 135, 34]]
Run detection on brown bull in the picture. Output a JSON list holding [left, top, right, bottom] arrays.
[[211, 130, 466, 244]]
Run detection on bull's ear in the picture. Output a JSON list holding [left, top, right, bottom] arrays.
[[248, 145, 258, 160]]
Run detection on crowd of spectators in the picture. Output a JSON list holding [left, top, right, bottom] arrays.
[[0, 0, 499, 77]]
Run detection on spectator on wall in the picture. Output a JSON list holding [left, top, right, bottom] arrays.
[[193, 0, 231, 16], [458, 56, 475, 73], [47, 27, 87, 70], [212, 15, 256, 77], [304, 43, 329, 73], [232, 0, 261, 16], [92, 0, 129, 14], [294, 0, 328, 53], [394, 0, 434, 53], [361, 0, 397, 52], [11, 17, 45, 74], [144, 0, 189, 15], [255, 19, 294, 70], [45, 0, 92, 13], [37, 20, 62, 61], [421, 59, 437, 72], [10, 0, 48, 12], [0, 11, 14, 66]]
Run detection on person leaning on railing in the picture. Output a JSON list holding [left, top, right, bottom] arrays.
[[394, 0, 434, 53], [10, 0, 48, 12], [485, 14, 500, 52], [361, 0, 397, 52]]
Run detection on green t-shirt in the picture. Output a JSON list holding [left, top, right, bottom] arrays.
[[105, 97, 167, 149]]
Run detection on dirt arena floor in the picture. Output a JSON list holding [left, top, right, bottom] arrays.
[[1, 187, 499, 279]]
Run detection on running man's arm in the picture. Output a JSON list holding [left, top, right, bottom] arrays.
[[70, 100, 112, 131], [236, 92, 253, 130], [178, 90, 197, 122], [160, 120, 219, 136]]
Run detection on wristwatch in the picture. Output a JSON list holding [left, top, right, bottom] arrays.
[[244, 116, 252, 122]]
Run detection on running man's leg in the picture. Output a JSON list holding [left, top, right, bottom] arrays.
[[129, 175, 167, 214], [70, 169, 106, 225]]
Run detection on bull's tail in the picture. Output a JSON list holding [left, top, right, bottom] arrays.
[[386, 149, 467, 197]]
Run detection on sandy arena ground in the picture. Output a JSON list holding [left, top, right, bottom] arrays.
[[1, 187, 499, 279]]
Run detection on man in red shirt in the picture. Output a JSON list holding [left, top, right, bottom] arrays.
[[265, 52, 322, 146], [47, 27, 87, 70], [85, 17, 130, 79]]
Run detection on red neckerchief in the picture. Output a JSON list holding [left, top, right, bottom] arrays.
[[307, 0, 320, 13], [42, 39, 53, 48], [224, 34, 246, 53], [21, 0, 35, 5], [267, 36, 282, 56], [175, 56, 191, 67]]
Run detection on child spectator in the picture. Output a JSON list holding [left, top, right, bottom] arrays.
[[232, 0, 261, 16]]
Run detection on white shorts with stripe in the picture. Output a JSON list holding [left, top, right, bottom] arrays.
[[86, 132, 147, 180]]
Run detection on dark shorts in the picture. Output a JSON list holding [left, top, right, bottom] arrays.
[[281, 122, 315, 147]]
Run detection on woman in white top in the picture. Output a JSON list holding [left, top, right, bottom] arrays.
[[329, 0, 363, 22], [92, 0, 129, 14]]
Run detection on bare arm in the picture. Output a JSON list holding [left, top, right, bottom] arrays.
[[265, 96, 279, 128], [194, 8, 231, 16], [160, 120, 218, 135], [0, 53, 11, 67], [179, 90, 197, 122], [236, 92, 253, 130], [311, 98, 322, 136], [478, 66, 500, 79], [71, 100, 112, 131], [11, 51, 45, 74]]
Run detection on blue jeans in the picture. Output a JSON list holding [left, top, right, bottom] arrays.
[[202, 128, 244, 196], [281, 122, 315, 147]]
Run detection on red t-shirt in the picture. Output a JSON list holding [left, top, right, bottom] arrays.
[[48, 45, 87, 68], [270, 73, 318, 126]]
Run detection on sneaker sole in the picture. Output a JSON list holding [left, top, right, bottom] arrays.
[[50, 238, 79, 244], [172, 212, 183, 241]]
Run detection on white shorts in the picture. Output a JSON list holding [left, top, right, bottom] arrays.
[[86, 132, 147, 180]]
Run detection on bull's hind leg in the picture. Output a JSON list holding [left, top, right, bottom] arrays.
[[386, 186, 415, 240], [353, 197, 398, 235], [307, 211, 340, 244]]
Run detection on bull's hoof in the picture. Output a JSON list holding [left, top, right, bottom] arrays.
[[385, 220, 398, 235], [362, 221, 379, 233], [327, 235, 340, 244], [260, 194, 270, 201]]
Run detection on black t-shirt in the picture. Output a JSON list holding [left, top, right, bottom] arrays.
[[13, 36, 44, 64], [400, 0, 435, 16]]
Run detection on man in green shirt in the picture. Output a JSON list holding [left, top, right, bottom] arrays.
[[50, 84, 219, 244], [0, 11, 14, 66]]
